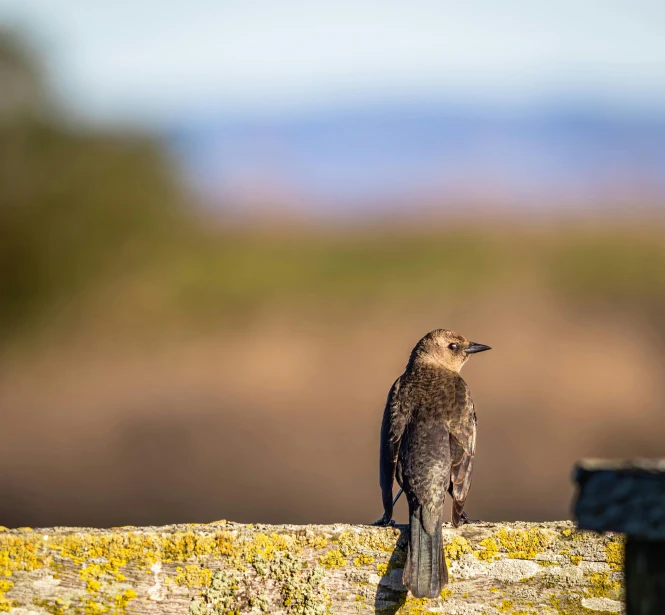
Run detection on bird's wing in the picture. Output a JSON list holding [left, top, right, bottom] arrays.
[[379, 376, 406, 507], [449, 379, 476, 524]]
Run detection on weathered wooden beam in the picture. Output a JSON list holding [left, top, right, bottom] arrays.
[[1, 520, 623, 614], [574, 458, 665, 615]]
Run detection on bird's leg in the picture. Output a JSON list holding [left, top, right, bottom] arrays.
[[372, 488, 403, 526], [372, 515, 396, 527], [458, 511, 481, 524]]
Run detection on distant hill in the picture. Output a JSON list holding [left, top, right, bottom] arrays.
[[169, 103, 665, 218]]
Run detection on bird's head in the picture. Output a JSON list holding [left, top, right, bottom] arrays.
[[408, 329, 491, 373]]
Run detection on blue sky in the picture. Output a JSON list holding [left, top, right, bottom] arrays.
[[2, 0, 665, 126]]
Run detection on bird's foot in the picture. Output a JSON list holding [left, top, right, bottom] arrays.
[[459, 511, 481, 525], [372, 514, 396, 527]]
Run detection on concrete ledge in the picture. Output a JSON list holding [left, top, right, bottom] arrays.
[[0, 520, 624, 614]]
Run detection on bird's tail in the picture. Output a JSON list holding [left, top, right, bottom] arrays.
[[403, 503, 448, 599]]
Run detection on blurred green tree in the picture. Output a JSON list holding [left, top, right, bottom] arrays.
[[0, 30, 187, 333]]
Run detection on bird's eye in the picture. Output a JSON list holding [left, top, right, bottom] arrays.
[[448, 343, 458, 351]]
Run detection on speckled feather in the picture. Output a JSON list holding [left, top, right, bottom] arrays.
[[378, 329, 485, 598], [382, 365, 476, 527]]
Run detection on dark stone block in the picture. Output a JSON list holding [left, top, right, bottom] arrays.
[[573, 459, 665, 540]]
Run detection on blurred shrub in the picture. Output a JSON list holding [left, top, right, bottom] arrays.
[[0, 32, 187, 333]]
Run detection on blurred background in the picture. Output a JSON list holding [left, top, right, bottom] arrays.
[[1, 1, 665, 529]]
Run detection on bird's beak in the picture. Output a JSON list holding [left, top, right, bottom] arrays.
[[465, 342, 492, 354]]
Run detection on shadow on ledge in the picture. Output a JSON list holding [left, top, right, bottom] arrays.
[[374, 524, 408, 614]]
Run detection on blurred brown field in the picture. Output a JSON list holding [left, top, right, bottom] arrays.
[[2, 30, 665, 530], [2, 222, 665, 529]]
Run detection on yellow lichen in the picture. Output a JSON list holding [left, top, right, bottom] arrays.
[[0, 523, 617, 615], [113, 590, 137, 613], [495, 527, 553, 560], [400, 596, 430, 615], [0, 579, 16, 612], [190, 569, 239, 615], [319, 549, 346, 569], [302, 535, 328, 550], [1, 527, 334, 615], [353, 555, 374, 567], [440, 588, 453, 600], [0, 534, 45, 611], [605, 538, 624, 572], [173, 565, 213, 587], [444, 535, 471, 561], [585, 571, 622, 599], [280, 564, 331, 615], [548, 592, 618, 615], [0, 529, 247, 613], [336, 530, 397, 557], [476, 538, 499, 561], [33, 597, 69, 615], [537, 560, 558, 567]]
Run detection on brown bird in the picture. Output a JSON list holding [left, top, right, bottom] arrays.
[[374, 329, 491, 599]]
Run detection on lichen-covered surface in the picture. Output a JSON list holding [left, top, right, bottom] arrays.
[[0, 521, 624, 614]]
